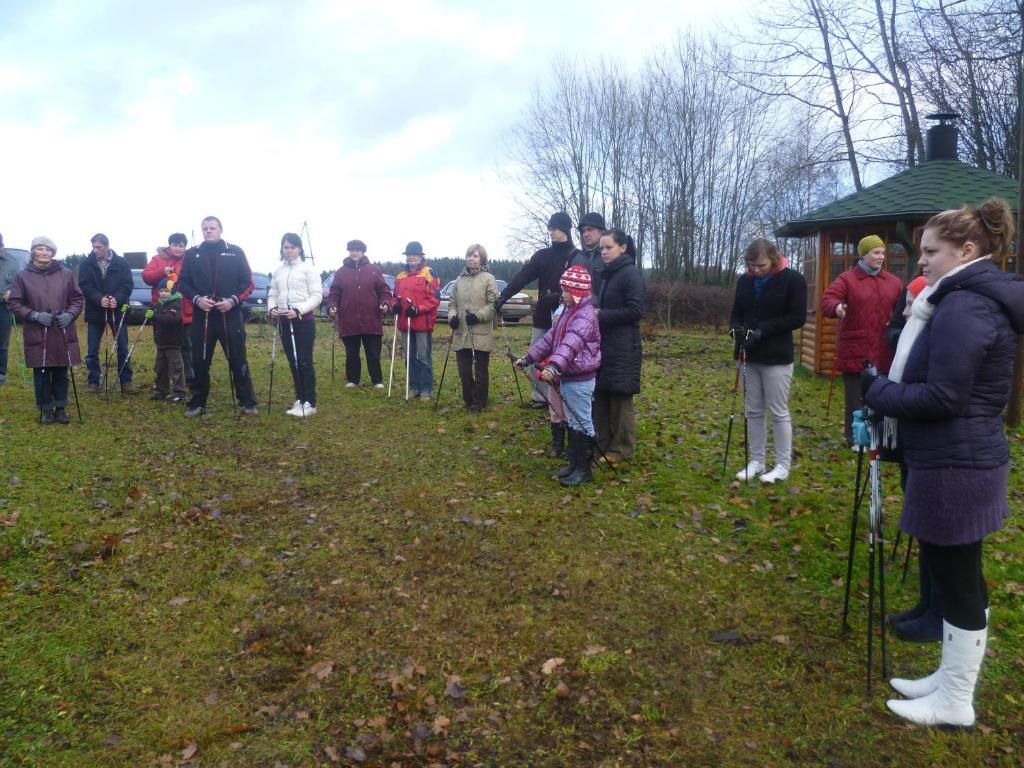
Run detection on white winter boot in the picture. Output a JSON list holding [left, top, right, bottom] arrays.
[[887, 620, 986, 728], [890, 609, 987, 699]]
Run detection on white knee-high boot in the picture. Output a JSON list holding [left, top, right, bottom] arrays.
[[889, 609, 988, 699], [887, 620, 986, 728]]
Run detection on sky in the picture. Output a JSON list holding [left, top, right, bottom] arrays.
[[0, 0, 745, 274]]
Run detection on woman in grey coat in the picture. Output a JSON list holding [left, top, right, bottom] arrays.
[[448, 244, 498, 412]]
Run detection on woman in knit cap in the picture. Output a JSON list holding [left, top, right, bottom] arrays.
[[6, 237, 84, 423], [517, 265, 601, 487], [448, 244, 498, 413], [820, 235, 903, 446]]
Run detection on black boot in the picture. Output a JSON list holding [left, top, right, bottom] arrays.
[[40, 409, 55, 424], [560, 432, 594, 487], [887, 547, 931, 626], [556, 429, 579, 479], [547, 421, 566, 458], [894, 560, 943, 643], [54, 407, 70, 424]]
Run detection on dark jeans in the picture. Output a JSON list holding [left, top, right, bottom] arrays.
[[188, 309, 256, 409], [0, 301, 11, 377], [33, 366, 69, 409], [181, 324, 194, 387], [86, 318, 132, 386], [280, 318, 317, 406], [455, 348, 489, 408], [342, 334, 383, 385], [919, 540, 988, 630]]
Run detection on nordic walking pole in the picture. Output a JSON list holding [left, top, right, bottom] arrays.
[[266, 315, 278, 414], [104, 303, 130, 397], [739, 344, 751, 485], [220, 310, 238, 413], [403, 301, 411, 402], [39, 314, 50, 423], [10, 314, 28, 386], [285, 311, 306, 416], [61, 325, 83, 424], [387, 307, 399, 397], [499, 322, 526, 408], [840, 442, 868, 634], [330, 310, 336, 382], [434, 327, 455, 409], [101, 307, 113, 397], [722, 355, 741, 473], [118, 309, 154, 384]]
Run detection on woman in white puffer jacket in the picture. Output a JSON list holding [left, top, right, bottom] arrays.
[[268, 232, 322, 416]]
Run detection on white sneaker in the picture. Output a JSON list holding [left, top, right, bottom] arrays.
[[285, 399, 302, 415], [345, 382, 358, 388], [760, 465, 790, 484], [374, 383, 384, 389], [735, 461, 764, 481], [297, 402, 316, 417]]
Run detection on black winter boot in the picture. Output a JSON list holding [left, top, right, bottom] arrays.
[[888, 547, 931, 626], [40, 409, 55, 424], [560, 432, 594, 487], [547, 421, 566, 458], [556, 429, 579, 479], [894, 560, 943, 643], [54, 407, 70, 424]]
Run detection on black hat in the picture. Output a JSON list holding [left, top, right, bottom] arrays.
[[402, 241, 425, 256], [547, 211, 573, 237], [577, 212, 606, 231], [347, 239, 367, 253]]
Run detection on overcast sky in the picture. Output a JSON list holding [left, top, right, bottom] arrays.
[[0, 0, 744, 273]]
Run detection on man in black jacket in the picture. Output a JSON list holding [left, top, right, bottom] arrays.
[[177, 216, 258, 417], [496, 211, 578, 406], [78, 233, 139, 395]]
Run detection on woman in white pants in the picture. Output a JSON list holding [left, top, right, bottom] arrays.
[[727, 238, 807, 484]]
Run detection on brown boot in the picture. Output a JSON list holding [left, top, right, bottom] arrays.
[[86, 383, 100, 395], [120, 382, 140, 395]]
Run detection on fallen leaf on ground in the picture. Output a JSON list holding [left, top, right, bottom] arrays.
[[308, 660, 334, 681], [541, 657, 565, 675]]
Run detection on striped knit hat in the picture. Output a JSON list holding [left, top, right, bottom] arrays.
[[559, 265, 591, 300]]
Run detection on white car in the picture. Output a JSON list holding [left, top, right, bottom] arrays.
[[437, 279, 533, 324]]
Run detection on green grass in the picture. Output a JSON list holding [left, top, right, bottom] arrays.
[[0, 320, 1021, 767]]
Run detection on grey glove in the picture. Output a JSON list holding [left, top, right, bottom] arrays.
[[56, 311, 74, 328], [32, 311, 54, 327]]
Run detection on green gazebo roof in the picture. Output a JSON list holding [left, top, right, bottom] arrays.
[[775, 160, 1020, 237]]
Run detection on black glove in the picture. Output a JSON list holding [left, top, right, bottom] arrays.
[[493, 297, 505, 313], [860, 369, 881, 399], [742, 328, 763, 348], [56, 311, 74, 328], [406, 303, 420, 317], [32, 311, 54, 327], [728, 325, 745, 340], [448, 316, 459, 330], [465, 312, 480, 326], [391, 302, 402, 316]]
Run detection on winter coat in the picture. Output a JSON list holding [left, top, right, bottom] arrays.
[[865, 260, 1024, 544], [729, 268, 807, 366], [268, 258, 322, 321], [595, 255, 645, 395], [393, 263, 440, 333], [0, 248, 21, 299], [820, 265, 902, 373], [178, 240, 253, 315], [449, 268, 498, 353], [77, 251, 133, 325], [526, 295, 601, 381], [500, 240, 579, 330], [7, 262, 83, 368], [569, 245, 604, 301], [328, 256, 391, 337], [143, 247, 193, 324], [153, 294, 184, 349]]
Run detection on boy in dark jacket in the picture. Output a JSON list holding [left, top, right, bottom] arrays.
[[151, 277, 187, 402]]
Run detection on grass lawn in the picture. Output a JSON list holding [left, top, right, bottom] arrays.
[[0, 320, 1021, 767]]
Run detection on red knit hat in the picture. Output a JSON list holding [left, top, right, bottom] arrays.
[[559, 265, 592, 300]]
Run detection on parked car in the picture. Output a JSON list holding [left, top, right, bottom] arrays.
[[437, 279, 533, 325], [127, 269, 154, 324], [6, 247, 29, 269], [320, 272, 396, 321], [242, 272, 272, 322]]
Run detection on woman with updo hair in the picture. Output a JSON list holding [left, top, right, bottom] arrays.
[[864, 197, 1022, 728]]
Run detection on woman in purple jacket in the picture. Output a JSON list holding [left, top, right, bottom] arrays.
[[517, 265, 601, 487], [864, 197, 1021, 729], [7, 237, 84, 424]]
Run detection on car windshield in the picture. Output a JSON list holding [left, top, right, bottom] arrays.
[[253, 273, 271, 289], [132, 271, 147, 289]]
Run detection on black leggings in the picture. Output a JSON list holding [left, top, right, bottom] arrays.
[[918, 540, 988, 630]]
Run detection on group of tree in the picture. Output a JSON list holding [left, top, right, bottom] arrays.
[[504, 0, 1022, 292], [320, 258, 535, 288]]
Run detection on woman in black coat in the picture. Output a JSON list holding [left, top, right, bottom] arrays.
[[864, 198, 1021, 729], [727, 238, 807, 484], [593, 229, 644, 461]]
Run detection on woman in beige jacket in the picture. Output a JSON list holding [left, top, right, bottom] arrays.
[[448, 244, 498, 412]]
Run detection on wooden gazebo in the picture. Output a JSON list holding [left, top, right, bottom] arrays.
[[776, 117, 1019, 375]]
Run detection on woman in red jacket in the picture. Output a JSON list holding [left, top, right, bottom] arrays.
[[391, 242, 439, 400], [820, 235, 902, 446]]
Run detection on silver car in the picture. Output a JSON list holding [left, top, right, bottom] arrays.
[[437, 279, 533, 325]]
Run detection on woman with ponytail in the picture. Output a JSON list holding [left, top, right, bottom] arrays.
[[593, 228, 645, 462], [727, 238, 807, 483], [864, 197, 1022, 729]]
